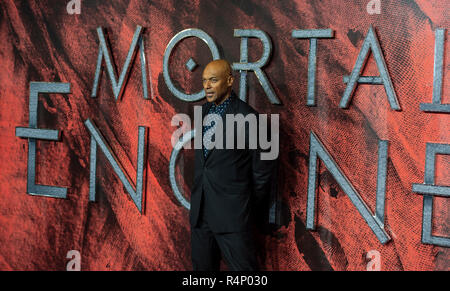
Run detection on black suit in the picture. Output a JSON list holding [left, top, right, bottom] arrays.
[[190, 92, 274, 271]]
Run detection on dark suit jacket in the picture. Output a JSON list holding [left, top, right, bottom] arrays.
[[190, 92, 274, 233]]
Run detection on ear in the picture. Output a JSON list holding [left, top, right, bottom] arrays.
[[227, 75, 234, 86]]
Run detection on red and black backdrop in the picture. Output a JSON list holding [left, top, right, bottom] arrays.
[[0, 0, 448, 270]]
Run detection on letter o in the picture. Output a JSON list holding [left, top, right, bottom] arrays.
[[163, 29, 220, 102], [169, 129, 196, 209]]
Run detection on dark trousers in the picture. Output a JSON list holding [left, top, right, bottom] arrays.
[[191, 214, 258, 271]]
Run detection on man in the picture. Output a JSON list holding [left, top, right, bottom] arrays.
[[190, 59, 274, 271]]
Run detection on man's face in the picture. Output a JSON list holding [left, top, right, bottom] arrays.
[[202, 62, 233, 104]]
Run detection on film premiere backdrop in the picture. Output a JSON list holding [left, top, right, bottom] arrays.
[[0, 0, 448, 270]]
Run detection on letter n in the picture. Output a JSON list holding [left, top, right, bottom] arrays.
[[306, 131, 391, 244], [84, 119, 147, 213]]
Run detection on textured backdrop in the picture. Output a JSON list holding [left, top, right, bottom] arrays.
[[0, 0, 448, 270]]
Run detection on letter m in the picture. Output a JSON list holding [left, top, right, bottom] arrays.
[[91, 25, 150, 100]]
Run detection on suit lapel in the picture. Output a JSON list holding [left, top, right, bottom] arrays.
[[203, 92, 237, 164], [200, 101, 213, 166]]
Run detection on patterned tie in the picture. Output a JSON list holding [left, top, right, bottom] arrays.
[[202, 96, 232, 158]]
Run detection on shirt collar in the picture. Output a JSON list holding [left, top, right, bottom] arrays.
[[210, 93, 233, 111]]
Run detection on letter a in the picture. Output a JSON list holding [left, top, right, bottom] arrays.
[[340, 26, 400, 111]]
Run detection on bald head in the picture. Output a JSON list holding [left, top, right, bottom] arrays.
[[205, 59, 232, 76], [202, 59, 234, 105]]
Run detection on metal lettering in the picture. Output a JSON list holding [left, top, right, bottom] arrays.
[[420, 28, 449, 113], [169, 129, 196, 209], [412, 143, 450, 247], [163, 29, 220, 102], [340, 26, 401, 111], [91, 25, 150, 100], [15, 82, 71, 198], [85, 119, 147, 213], [232, 29, 280, 104], [291, 29, 334, 106], [306, 131, 391, 244]]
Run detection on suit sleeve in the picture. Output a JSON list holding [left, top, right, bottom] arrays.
[[250, 113, 276, 218]]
